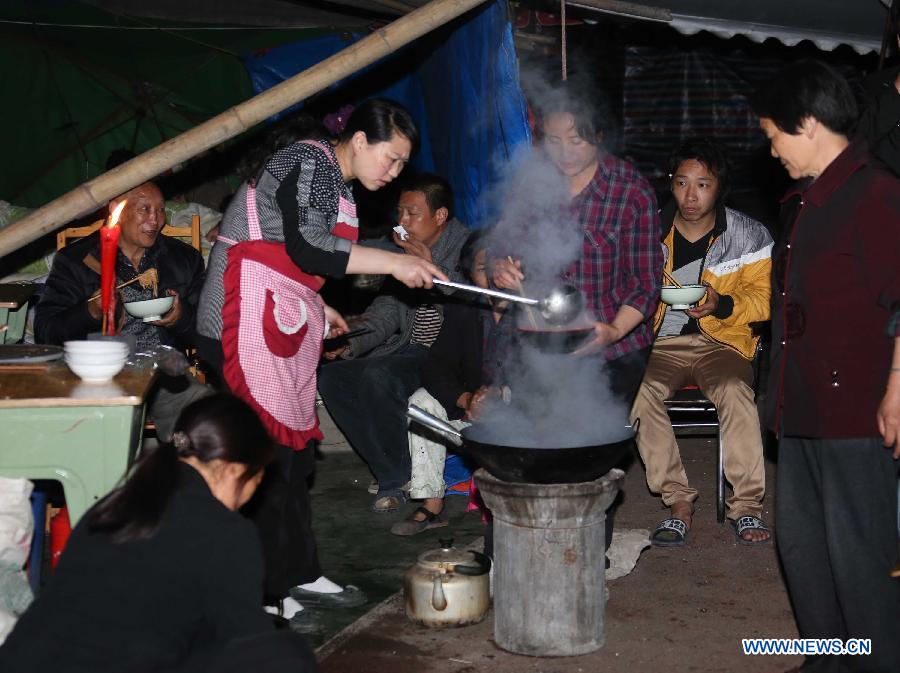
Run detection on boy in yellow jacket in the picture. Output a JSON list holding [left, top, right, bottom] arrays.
[[631, 138, 773, 547]]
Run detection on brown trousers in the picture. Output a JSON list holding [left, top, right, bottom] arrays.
[[630, 333, 765, 519]]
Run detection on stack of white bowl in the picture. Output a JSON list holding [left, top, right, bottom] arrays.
[[63, 340, 129, 382]]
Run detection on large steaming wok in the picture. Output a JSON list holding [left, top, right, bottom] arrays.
[[408, 405, 633, 484], [516, 324, 595, 354]]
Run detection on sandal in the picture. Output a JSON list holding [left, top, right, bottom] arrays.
[[650, 518, 689, 547], [372, 492, 407, 513], [390, 506, 448, 536], [730, 515, 771, 545], [368, 480, 410, 495]]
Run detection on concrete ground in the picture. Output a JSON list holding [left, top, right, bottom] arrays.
[[298, 410, 486, 647], [304, 410, 803, 673]]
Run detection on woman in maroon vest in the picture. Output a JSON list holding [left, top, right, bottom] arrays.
[[753, 59, 900, 673]]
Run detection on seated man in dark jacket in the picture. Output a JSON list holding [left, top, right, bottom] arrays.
[[393, 231, 513, 535], [318, 173, 469, 513], [35, 181, 210, 439]]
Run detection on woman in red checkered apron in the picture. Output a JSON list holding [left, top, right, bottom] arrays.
[[196, 100, 444, 617]]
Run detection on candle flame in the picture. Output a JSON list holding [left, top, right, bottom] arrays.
[[109, 200, 127, 227]]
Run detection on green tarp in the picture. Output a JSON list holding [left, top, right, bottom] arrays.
[[0, 1, 353, 207]]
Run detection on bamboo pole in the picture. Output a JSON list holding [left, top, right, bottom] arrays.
[[0, 0, 489, 259]]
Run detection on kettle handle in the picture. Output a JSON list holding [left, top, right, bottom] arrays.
[[454, 551, 492, 577], [431, 572, 448, 611]]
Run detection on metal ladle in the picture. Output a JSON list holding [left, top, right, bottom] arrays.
[[432, 279, 583, 326]]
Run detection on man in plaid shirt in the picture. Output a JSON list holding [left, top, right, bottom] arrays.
[[494, 85, 662, 406], [565, 147, 663, 369], [493, 85, 662, 559]]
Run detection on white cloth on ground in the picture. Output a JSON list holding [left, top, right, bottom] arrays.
[[407, 388, 470, 500], [606, 528, 652, 580]]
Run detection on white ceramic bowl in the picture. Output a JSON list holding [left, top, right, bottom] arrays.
[[64, 341, 129, 353], [65, 356, 126, 383], [660, 284, 707, 310], [64, 344, 128, 359], [124, 296, 174, 323], [64, 352, 129, 366], [71, 381, 125, 398]]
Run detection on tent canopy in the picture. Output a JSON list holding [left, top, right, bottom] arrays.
[[0, 1, 353, 207], [1, 0, 891, 209], [657, 0, 890, 55], [78, 0, 896, 55]]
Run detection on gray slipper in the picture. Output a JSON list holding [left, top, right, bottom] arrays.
[[390, 506, 448, 536], [730, 515, 772, 545], [650, 517, 689, 547]]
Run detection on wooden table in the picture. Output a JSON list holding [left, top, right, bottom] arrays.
[[0, 284, 37, 344], [0, 362, 155, 524]]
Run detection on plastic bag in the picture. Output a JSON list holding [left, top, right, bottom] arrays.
[[0, 477, 34, 644]]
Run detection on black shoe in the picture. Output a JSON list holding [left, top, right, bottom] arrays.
[[271, 614, 291, 630]]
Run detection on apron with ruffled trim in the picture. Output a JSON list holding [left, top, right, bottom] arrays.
[[219, 141, 358, 450]]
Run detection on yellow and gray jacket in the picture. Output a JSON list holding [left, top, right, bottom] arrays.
[[653, 203, 773, 360]]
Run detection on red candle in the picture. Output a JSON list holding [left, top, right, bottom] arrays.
[[100, 201, 126, 335]]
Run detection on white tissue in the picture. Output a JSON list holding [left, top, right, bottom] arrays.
[[393, 225, 409, 241]]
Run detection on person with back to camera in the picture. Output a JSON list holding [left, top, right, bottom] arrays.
[[195, 99, 445, 619], [0, 394, 317, 673]]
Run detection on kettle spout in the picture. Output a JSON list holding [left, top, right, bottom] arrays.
[[431, 573, 448, 611]]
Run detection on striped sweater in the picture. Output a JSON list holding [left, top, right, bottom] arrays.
[[197, 140, 354, 340]]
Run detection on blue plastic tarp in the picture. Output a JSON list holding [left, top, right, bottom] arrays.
[[243, 0, 530, 229]]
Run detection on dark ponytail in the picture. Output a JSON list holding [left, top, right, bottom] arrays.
[[337, 98, 419, 153], [240, 100, 417, 186], [88, 394, 274, 543]]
